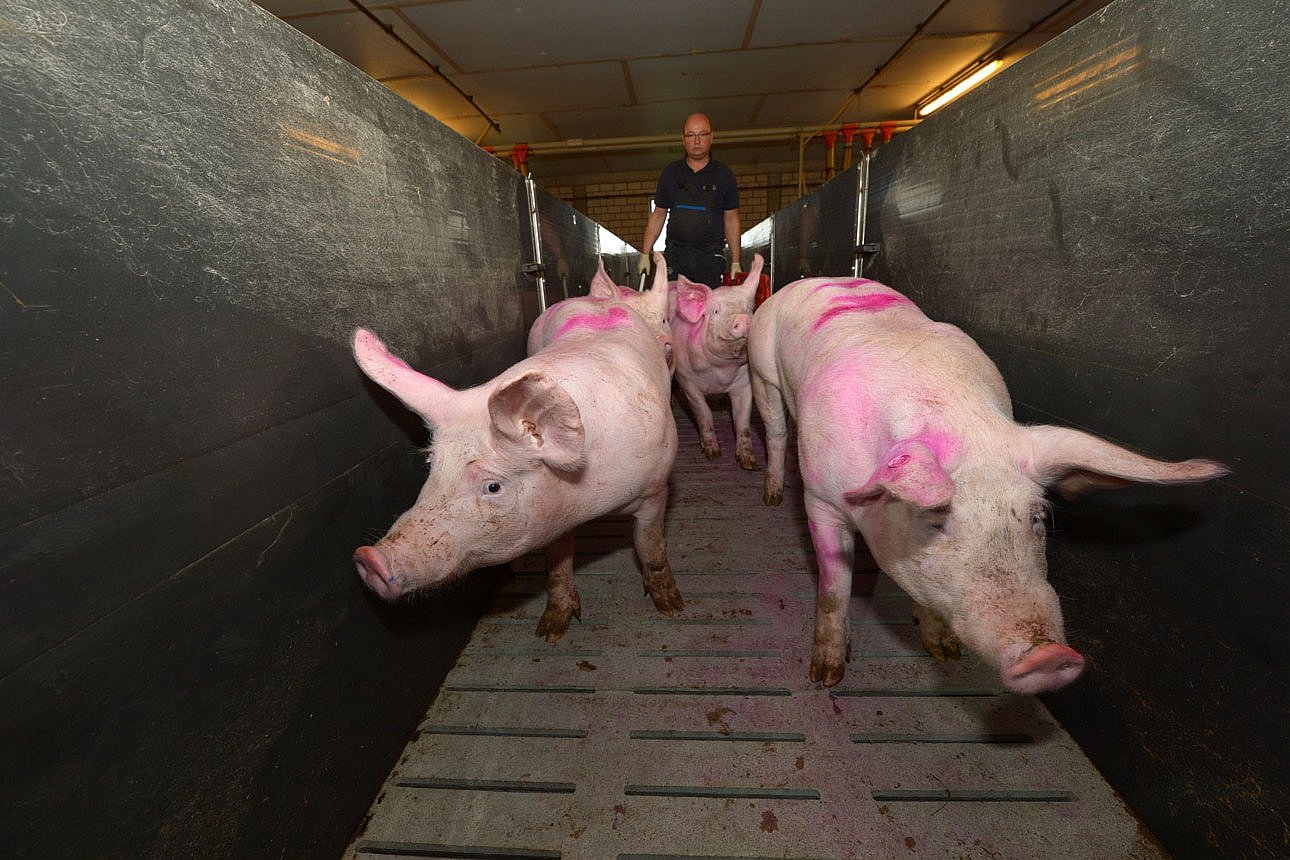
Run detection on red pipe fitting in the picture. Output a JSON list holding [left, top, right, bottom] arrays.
[[822, 130, 838, 178], [841, 122, 858, 168], [510, 143, 530, 175]]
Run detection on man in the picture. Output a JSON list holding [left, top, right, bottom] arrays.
[[638, 113, 742, 288]]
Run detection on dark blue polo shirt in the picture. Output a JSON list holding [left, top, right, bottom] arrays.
[[653, 158, 739, 248]]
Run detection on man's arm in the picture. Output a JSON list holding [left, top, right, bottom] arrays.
[[639, 207, 669, 272], [724, 208, 742, 273]]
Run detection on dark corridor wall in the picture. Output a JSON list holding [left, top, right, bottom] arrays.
[[863, 0, 1288, 855], [0, 0, 537, 856]]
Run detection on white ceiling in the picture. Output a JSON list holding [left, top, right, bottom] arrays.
[[252, 0, 1115, 181]]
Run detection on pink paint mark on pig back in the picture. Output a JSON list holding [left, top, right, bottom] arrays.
[[812, 292, 912, 332], [809, 278, 877, 294], [555, 304, 631, 338]]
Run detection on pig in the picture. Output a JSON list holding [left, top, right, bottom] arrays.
[[577, 256, 673, 371], [352, 252, 683, 641], [669, 254, 765, 469], [748, 276, 1228, 693]]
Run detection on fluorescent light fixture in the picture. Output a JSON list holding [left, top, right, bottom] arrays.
[[918, 60, 1004, 117]]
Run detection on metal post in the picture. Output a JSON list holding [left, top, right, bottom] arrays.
[[525, 177, 548, 312], [853, 152, 870, 278], [768, 214, 776, 292]]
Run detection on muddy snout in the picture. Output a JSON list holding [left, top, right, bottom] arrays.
[[353, 545, 403, 601], [1001, 642, 1086, 694]]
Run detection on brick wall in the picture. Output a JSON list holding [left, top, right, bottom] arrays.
[[542, 161, 832, 252]]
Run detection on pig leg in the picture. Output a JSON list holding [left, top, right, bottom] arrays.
[[912, 603, 961, 662], [806, 510, 854, 686], [677, 378, 721, 460], [729, 367, 758, 471], [752, 373, 787, 505], [535, 530, 581, 643], [632, 491, 685, 615]]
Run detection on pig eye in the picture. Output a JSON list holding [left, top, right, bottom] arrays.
[[483, 480, 503, 495], [1031, 510, 1047, 534]]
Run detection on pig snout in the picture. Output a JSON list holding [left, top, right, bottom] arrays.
[[1001, 642, 1085, 694], [353, 545, 403, 601], [728, 312, 752, 341]]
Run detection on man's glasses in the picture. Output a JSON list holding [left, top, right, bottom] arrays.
[[684, 131, 712, 140]]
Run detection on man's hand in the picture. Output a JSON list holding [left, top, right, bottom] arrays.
[[730, 260, 743, 277], [636, 254, 651, 276]]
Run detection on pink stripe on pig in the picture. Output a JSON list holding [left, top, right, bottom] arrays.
[[811, 292, 911, 331], [808, 278, 877, 294], [556, 304, 631, 338]]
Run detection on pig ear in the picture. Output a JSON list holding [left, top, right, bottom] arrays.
[[1024, 425, 1229, 500], [589, 257, 617, 299], [644, 251, 670, 318], [675, 278, 710, 324], [488, 371, 586, 472], [352, 328, 455, 425], [843, 441, 955, 510], [734, 254, 765, 300]]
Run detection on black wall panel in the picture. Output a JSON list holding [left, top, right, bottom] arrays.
[[0, 0, 537, 854], [863, 0, 1287, 854], [780, 167, 862, 286], [533, 182, 619, 302]]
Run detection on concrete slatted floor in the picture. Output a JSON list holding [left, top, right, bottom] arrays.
[[346, 406, 1164, 859]]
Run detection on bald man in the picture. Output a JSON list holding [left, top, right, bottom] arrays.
[[639, 113, 742, 287]]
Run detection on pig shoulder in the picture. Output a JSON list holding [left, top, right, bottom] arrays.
[[525, 298, 673, 413]]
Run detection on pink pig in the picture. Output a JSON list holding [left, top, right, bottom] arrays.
[[560, 256, 674, 371], [669, 254, 765, 469], [352, 253, 683, 640], [749, 276, 1228, 693]]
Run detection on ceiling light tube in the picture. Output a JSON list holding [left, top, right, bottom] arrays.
[[918, 59, 1004, 117]]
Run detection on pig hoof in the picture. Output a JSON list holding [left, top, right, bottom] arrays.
[[920, 634, 962, 663], [1003, 643, 1086, 694], [535, 604, 579, 642], [913, 605, 962, 662], [648, 584, 685, 615], [702, 443, 721, 461], [535, 618, 566, 643], [809, 660, 846, 687], [810, 640, 848, 686], [736, 450, 758, 471]]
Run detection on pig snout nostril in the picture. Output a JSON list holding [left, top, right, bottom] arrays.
[[353, 546, 378, 577], [1002, 642, 1086, 694], [353, 545, 400, 600]]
